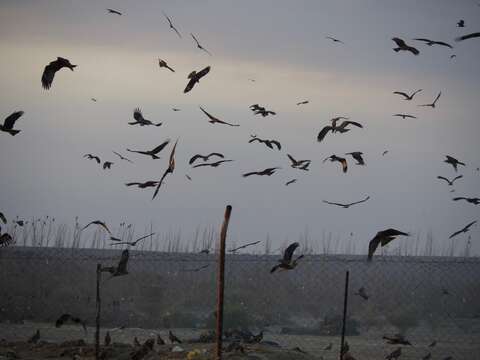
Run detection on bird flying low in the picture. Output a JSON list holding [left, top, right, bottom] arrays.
[[41, 57, 77, 89], [189, 152, 224, 165], [270, 242, 304, 273], [152, 139, 178, 199], [367, 228, 410, 261], [323, 155, 348, 173], [81, 220, 112, 235], [199, 106, 239, 126], [323, 196, 370, 209], [242, 167, 280, 177], [0, 111, 24, 136], [127, 139, 171, 159], [392, 37, 420, 55], [444, 155, 465, 172], [129, 108, 162, 126], [452, 197, 480, 205], [184, 66, 211, 93], [393, 89, 422, 100]]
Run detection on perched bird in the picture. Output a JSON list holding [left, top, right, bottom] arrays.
[[437, 175, 463, 186], [125, 181, 158, 189], [55, 314, 87, 333], [393, 89, 423, 100], [152, 139, 178, 199], [296, 100, 309, 105], [41, 57, 77, 89], [393, 114, 417, 119], [110, 233, 154, 247], [243, 167, 280, 177], [102, 249, 129, 277], [326, 36, 344, 44], [189, 153, 224, 165], [453, 197, 480, 205], [107, 8, 122, 15], [418, 92, 441, 108], [249, 135, 281, 150], [323, 196, 370, 209], [323, 155, 348, 173], [156, 334, 165, 345], [270, 242, 304, 273], [368, 228, 410, 261], [0, 212, 6, 224], [190, 33, 212, 56], [103, 161, 113, 170], [199, 106, 239, 126], [128, 108, 162, 127], [287, 154, 311, 169], [169, 330, 182, 344], [193, 160, 233, 168], [158, 59, 175, 72], [127, 140, 171, 159], [345, 152, 365, 165], [444, 155, 465, 172], [104, 331, 111, 346], [383, 334, 412, 346], [113, 151, 134, 163], [285, 179, 297, 186], [354, 287, 369, 300], [0, 111, 24, 136], [413, 38, 453, 48], [457, 20, 465, 28], [392, 37, 420, 55], [162, 11, 182, 38], [385, 347, 402, 360], [84, 154, 101, 163], [455, 32, 480, 42], [184, 66, 211, 93], [82, 220, 112, 235], [449, 221, 477, 239]]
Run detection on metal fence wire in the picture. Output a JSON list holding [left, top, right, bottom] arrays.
[[1, 246, 480, 360]]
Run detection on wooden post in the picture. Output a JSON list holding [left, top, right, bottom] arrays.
[[215, 205, 232, 360], [95, 264, 102, 360], [339, 270, 350, 360]]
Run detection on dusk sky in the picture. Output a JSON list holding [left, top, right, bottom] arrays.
[[1, 0, 479, 255]]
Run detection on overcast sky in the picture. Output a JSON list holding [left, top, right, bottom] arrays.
[[0, 0, 479, 255]]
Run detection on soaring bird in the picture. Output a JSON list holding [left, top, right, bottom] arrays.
[[323, 155, 348, 173], [249, 135, 281, 150], [385, 347, 402, 360], [254, 108, 276, 117], [392, 38, 420, 55], [129, 108, 162, 126], [55, 314, 87, 333], [158, 59, 175, 72], [82, 220, 112, 235], [41, 57, 77, 89], [110, 233, 155, 247], [125, 181, 159, 189], [107, 8, 122, 15], [127, 140, 171, 159], [345, 152, 365, 165], [413, 38, 453, 48], [367, 228, 410, 261], [393, 89, 422, 100], [418, 92, 441, 108], [326, 36, 344, 44], [1, 111, 24, 136], [0, 212, 6, 224], [335, 120, 363, 133], [323, 196, 370, 209], [453, 197, 480, 205], [393, 113, 417, 119], [285, 179, 297, 186], [383, 334, 412, 346], [296, 100, 309, 105], [184, 66, 211, 93], [189, 153, 224, 165], [287, 154, 311, 169], [102, 249, 129, 277], [437, 175, 463, 186], [242, 167, 280, 177], [152, 139, 178, 199], [169, 330, 182, 344], [190, 33, 212, 56], [199, 106, 239, 126], [113, 151, 134, 163], [192, 160, 233, 168], [457, 20, 465, 28], [354, 287, 369, 300], [455, 32, 480, 42], [270, 242, 304, 273], [84, 154, 101, 163], [444, 155, 465, 172], [103, 161, 113, 170], [162, 11, 182, 38]]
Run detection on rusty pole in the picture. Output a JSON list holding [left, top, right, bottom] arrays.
[[95, 264, 102, 360], [215, 205, 232, 360], [339, 270, 350, 360]]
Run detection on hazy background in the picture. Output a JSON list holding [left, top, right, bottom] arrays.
[[0, 0, 479, 255]]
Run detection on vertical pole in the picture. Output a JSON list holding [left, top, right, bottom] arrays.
[[215, 205, 232, 360], [95, 264, 102, 360], [339, 270, 350, 360]]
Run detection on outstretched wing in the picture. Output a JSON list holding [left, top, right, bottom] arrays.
[[367, 233, 382, 261], [317, 126, 333, 142], [283, 242, 299, 262], [206, 152, 224, 160], [133, 108, 144, 121], [452, 175, 463, 183], [392, 37, 407, 47], [189, 154, 204, 164], [269, 140, 281, 150], [437, 176, 450, 184], [3, 111, 24, 129], [348, 196, 370, 206], [323, 200, 347, 207], [455, 32, 480, 42], [41, 60, 60, 89], [151, 139, 171, 154], [393, 91, 409, 99]]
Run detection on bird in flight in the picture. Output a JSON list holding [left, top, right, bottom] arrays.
[[107, 8, 122, 15], [455, 32, 480, 42], [228, 240, 261, 253], [317, 120, 362, 142], [418, 92, 441, 108], [158, 59, 175, 72], [393, 113, 417, 119], [189, 153, 224, 165], [243, 167, 280, 177], [444, 155, 465, 172], [55, 314, 87, 333], [457, 20, 465, 28], [102, 249, 129, 278], [323, 155, 348, 173], [0, 229, 13, 247], [326, 36, 344, 44], [368, 228, 409, 261], [323, 196, 370, 209], [184, 66, 211, 93], [413, 38, 453, 48], [437, 175, 463, 186], [190, 33, 212, 55], [41, 57, 77, 90], [393, 89, 422, 100], [270, 242, 304, 273], [113, 151, 134, 163], [153, 139, 178, 199], [110, 233, 155, 247], [199, 106, 239, 126], [84, 154, 101, 163], [296, 100, 309, 106], [453, 197, 480, 205], [249, 135, 281, 150], [162, 11, 181, 38], [103, 161, 113, 170], [285, 179, 297, 186], [287, 154, 311, 169], [345, 152, 365, 165], [129, 108, 162, 126], [127, 140, 171, 159], [392, 37, 420, 55], [125, 181, 159, 189], [82, 220, 112, 235], [193, 160, 233, 168], [1, 111, 24, 136], [354, 287, 369, 300]]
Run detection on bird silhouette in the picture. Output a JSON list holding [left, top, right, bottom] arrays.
[[82, 220, 112, 235], [184, 66, 211, 93], [55, 314, 87, 333], [393, 114, 417, 119], [393, 89, 422, 100], [41, 57, 77, 89], [153, 139, 178, 199], [413, 38, 453, 48], [318, 120, 362, 142], [449, 221, 477, 239], [354, 287, 369, 300], [162, 11, 182, 38], [243, 167, 280, 177], [368, 228, 409, 261], [125, 181, 158, 189], [324, 155, 348, 173], [128, 108, 162, 126], [189, 153, 224, 165], [392, 37, 419, 55], [296, 100, 309, 105], [110, 233, 154, 247], [172, 108, 181, 111], [455, 32, 480, 42], [169, 330, 182, 344], [193, 160, 233, 168], [345, 152, 365, 165], [437, 175, 463, 186], [127, 140, 170, 159], [418, 92, 441, 108], [102, 249, 129, 277], [326, 36, 344, 44], [158, 59, 175, 72], [453, 197, 480, 205], [270, 242, 304, 273], [249, 135, 281, 150], [199, 106, 239, 126], [287, 154, 311, 169], [103, 161, 113, 170], [323, 196, 370, 209], [285, 179, 297, 186], [1, 111, 24, 136], [457, 20, 465, 27], [107, 8, 122, 15], [84, 154, 101, 163], [228, 241, 262, 253], [113, 151, 134, 163], [190, 33, 212, 55], [444, 155, 465, 172]]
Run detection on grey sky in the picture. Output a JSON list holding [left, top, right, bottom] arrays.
[[0, 0, 479, 255]]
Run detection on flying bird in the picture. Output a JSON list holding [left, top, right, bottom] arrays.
[[0, 111, 24, 136], [184, 66, 211, 93], [102, 249, 129, 277], [418, 92, 441, 108], [199, 106, 239, 126], [189, 153, 224, 164], [103, 161, 113, 170], [107, 8, 122, 15], [129, 108, 162, 126], [270, 242, 304, 273], [55, 314, 87, 333], [453, 197, 480, 205], [110, 233, 155, 247], [228, 240, 261, 253], [354, 287, 369, 300], [84, 154, 101, 163], [323, 196, 370, 209], [393, 113, 417, 119], [455, 32, 480, 42], [192, 160, 233, 168], [317, 120, 362, 142], [113, 151, 134, 163], [243, 167, 280, 177], [82, 220, 112, 235], [437, 175, 463, 186], [296, 100, 309, 106], [326, 36, 344, 44], [127, 140, 171, 159], [287, 154, 311, 169], [158, 59, 175, 72], [323, 155, 348, 173], [91, 98, 97, 102], [190, 33, 212, 55], [152, 139, 178, 199], [249, 135, 281, 150], [392, 37, 420, 55], [254, 108, 276, 117], [393, 89, 422, 100], [41, 57, 77, 89], [444, 155, 465, 172], [368, 228, 410, 261], [285, 179, 297, 186], [125, 181, 158, 189], [457, 20, 465, 27], [162, 11, 182, 38], [345, 152, 365, 165], [413, 38, 453, 48]]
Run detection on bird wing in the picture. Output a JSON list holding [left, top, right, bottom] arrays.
[[189, 154, 204, 164], [382, 228, 409, 238], [348, 196, 371, 206], [41, 60, 61, 89], [116, 249, 129, 273], [411, 89, 423, 97], [433, 92, 441, 104], [393, 91, 409, 99], [341, 120, 363, 128], [96, 221, 112, 235], [323, 200, 347, 207], [270, 140, 281, 150], [283, 242, 299, 262], [452, 197, 467, 201], [206, 152, 224, 160], [152, 140, 178, 199], [151, 140, 171, 154], [413, 38, 432, 43], [3, 111, 24, 129], [242, 171, 258, 177], [437, 176, 450, 184], [196, 66, 211, 79], [434, 41, 453, 48], [190, 33, 201, 46], [449, 229, 463, 239], [287, 154, 297, 165], [339, 158, 348, 173], [199, 106, 217, 121], [464, 221, 477, 231], [133, 108, 144, 121], [192, 162, 211, 168], [452, 175, 463, 182], [455, 32, 480, 42], [0, 212, 6, 224], [392, 37, 407, 47], [408, 46, 420, 55], [367, 234, 381, 261], [317, 126, 333, 142]]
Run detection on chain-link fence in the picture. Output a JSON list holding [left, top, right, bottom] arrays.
[[1, 246, 479, 359]]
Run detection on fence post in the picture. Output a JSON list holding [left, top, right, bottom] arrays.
[[95, 263, 102, 360], [339, 270, 350, 360], [215, 205, 232, 360]]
